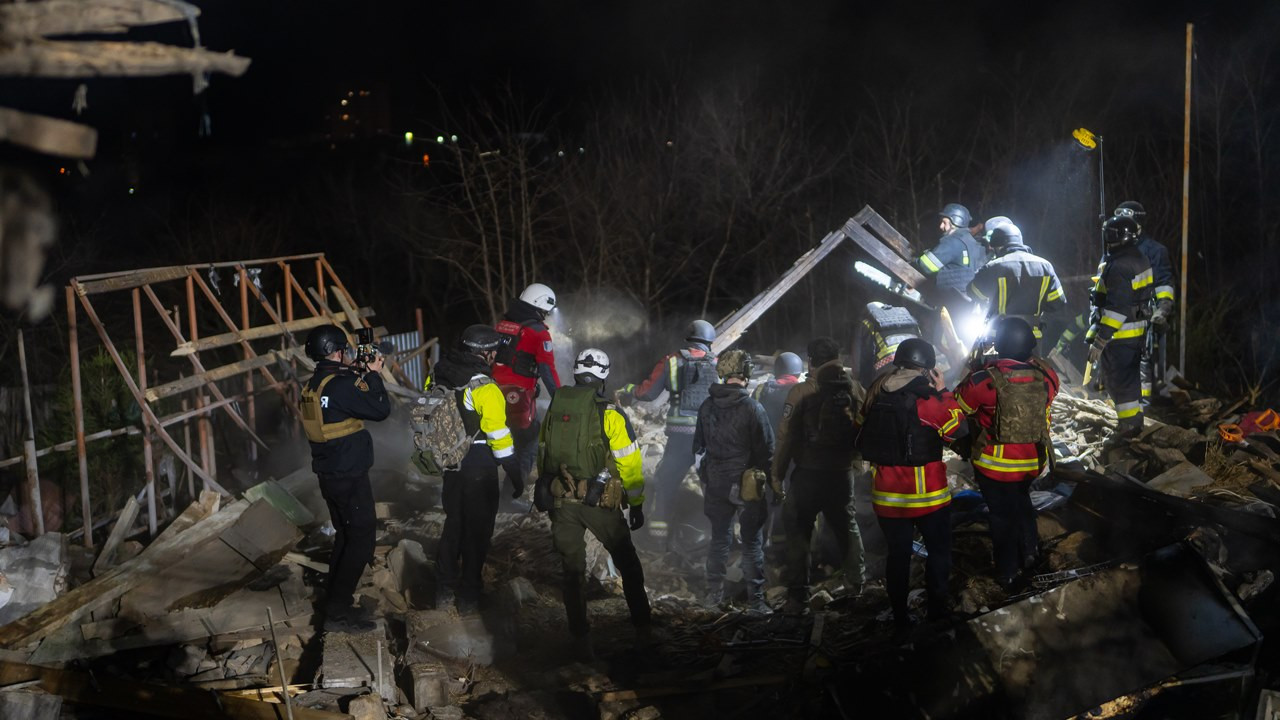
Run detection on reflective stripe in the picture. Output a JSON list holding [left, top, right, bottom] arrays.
[[997, 277, 1008, 315], [1154, 285, 1175, 301], [970, 283, 989, 301], [493, 445, 515, 458], [1132, 269, 1153, 290], [961, 249, 970, 267], [872, 486, 952, 508], [1046, 287, 1063, 302], [940, 408, 963, 436], [915, 466, 926, 495], [1141, 386, 1152, 397], [955, 393, 976, 415], [1113, 320, 1147, 339], [919, 251, 943, 273], [1116, 401, 1143, 419], [463, 388, 476, 411], [975, 454, 1042, 472], [667, 356, 679, 390], [612, 442, 638, 458], [1101, 310, 1125, 329], [486, 427, 511, 440]]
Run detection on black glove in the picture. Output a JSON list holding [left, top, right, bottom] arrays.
[[502, 460, 525, 498], [534, 476, 554, 512], [628, 505, 645, 531]]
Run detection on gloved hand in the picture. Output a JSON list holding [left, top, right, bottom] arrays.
[[628, 505, 645, 531], [1152, 299, 1173, 327], [614, 388, 635, 407], [502, 460, 525, 498], [769, 480, 786, 506], [1088, 337, 1107, 366]]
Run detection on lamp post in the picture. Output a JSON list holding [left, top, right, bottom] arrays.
[[1072, 128, 1106, 251]]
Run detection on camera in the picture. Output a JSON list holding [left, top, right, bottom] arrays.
[[355, 327, 382, 367]]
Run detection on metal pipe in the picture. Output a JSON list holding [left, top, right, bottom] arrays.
[[266, 607, 295, 720], [240, 266, 257, 467], [187, 274, 212, 484], [133, 289, 157, 536], [1179, 23, 1193, 373], [17, 329, 43, 536], [67, 285, 92, 548]]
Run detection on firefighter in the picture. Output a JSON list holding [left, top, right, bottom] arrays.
[[772, 337, 867, 614], [853, 302, 923, 388], [953, 318, 1059, 590], [493, 283, 561, 478], [429, 325, 525, 613], [619, 319, 719, 543], [967, 219, 1068, 347], [694, 349, 776, 614], [300, 325, 391, 633], [914, 203, 986, 317], [1113, 201, 1176, 405], [753, 351, 804, 432], [536, 348, 650, 661], [855, 338, 965, 631], [1087, 216, 1155, 438]]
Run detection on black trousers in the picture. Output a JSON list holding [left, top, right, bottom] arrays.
[[512, 416, 541, 478], [877, 506, 952, 625], [1101, 340, 1144, 434], [975, 472, 1037, 582], [318, 471, 377, 617], [436, 457, 500, 601], [783, 467, 866, 598]]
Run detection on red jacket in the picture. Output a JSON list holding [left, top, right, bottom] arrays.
[[954, 357, 1059, 482], [492, 319, 560, 392]]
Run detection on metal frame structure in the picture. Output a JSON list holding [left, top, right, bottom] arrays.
[[2, 252, 429, 549]]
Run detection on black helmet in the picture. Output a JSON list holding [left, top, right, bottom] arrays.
[[1113, 200, 1146, 220], [306, 325, 349, 360], [939, 203, 971, 228], [460, 324, 504, 352], [1103, 216, 1141, 250], [686, 319, 716, 344], [893, 337, 936, 370], [775, 351, 803, 377], [993, 317, 1036, 361], [987, 223, 1024, 250]]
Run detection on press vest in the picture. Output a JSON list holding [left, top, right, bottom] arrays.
[[300, 373, 365, 443]]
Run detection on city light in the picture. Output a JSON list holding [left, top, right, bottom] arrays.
[[404, 131, 414, 143]]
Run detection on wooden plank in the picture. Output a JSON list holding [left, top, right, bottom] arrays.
[[170, 308, 373, 356], [712, 230, 848, 354], [92, 496, 140, 577], [842, 219, 928, 288], [853, 205, 916, 263], [144, 348, 303, 403], [0, 660, 351, 719], [0, 106, 97, 158], [74, 265, 191, 296], [0, 0, 199, 40], [0, 40, 251, 79], [0, 499, 248, 650]]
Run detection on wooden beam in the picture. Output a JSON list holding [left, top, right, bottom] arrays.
[[0, 106, 97, 158], [842, 218, 928, 288], [853, 205, 916, 263], [92, 496, 140, 577], [169, 308, 373, 357], [74, 266, 191, 296], [145, 349, 303, 403], [0, 0, 199, 40], [0, 40, 251, 79]]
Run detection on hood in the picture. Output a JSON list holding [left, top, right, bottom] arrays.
[[993, 242, 1032, 257], [433, 348, 491, 388], [812, 358, 851, 384], [505, 299, 546, 327], [709, 382, 750, 407], [881, 366, 927, 394]]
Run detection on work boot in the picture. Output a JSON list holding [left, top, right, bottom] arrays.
[[701, 584, 725, 610], [745, 595, 773, 616]]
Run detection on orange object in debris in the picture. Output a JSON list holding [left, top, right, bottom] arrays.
[[1256, 408, 1280, 432], [1218, 424, 1244, 443]]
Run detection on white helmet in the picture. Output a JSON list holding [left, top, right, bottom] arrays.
[[519, 283, 556, 313], [574, 347, 611, 380]]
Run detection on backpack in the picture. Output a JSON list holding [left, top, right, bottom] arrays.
[[977, 365, 1050, 448], [855, 375, 943, 467], [806, 375, 857, 448], [494, 318, 540, 377], [410, 376, 489, 475], [538, 386, 612, 498]]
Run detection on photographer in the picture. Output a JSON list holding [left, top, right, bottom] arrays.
[[300, 325, 391, 633]]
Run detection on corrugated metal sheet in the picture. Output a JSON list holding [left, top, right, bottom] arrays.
[[385, 330, 425, 390]]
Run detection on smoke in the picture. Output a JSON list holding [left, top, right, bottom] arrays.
[[544, 287, 651, 388]]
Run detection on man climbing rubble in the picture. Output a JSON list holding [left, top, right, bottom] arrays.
[[1086, 216, 1154, 439], [953, 317, 1059, 591], [1112, 201, 1176, 407], [428, 324, 525, 613], [856, 338, 965, 631], [915, 203, 986, 319], [694, 349, 776, 614], [772, 337, 867, 614], [618, 319, 719, 545], [536, 348, 650, 661], [493, 283, 562, 478], [300, 325, 390, 633]]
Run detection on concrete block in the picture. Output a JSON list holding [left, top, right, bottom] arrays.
[[409, 662, 450, 710], [1148, 461, 1215, 497], [347, 692, 383, 720]]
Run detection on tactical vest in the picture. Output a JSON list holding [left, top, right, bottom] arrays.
[[856, 376, 942, 467], [494, 318, 540, 378], [540, 386, 623, 507], [670, 349, 717, 421], [974, 365, 1051, 450], [300, 373, 365, 443]]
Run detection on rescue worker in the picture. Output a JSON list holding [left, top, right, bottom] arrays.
[[772, 337, 867, 614], [694, 349, 776, 614], [619, 319, 719, 543], [914, 203, 986, 317], [429, 325, 525, 613], [300, 325, 391, 633], [855, 338, 965, 630], [953, 318, 1060, 590], [967, 219, 1068, 347], [493, 283, 561, 477], [752, 351, 803, 432], [535, 348, 650, 660], [1113, 201, 1176, 405], [1087, 216, 1154, 438], [853, 302, 922, 388]]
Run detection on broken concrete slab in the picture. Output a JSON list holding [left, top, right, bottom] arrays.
[[0, 690, 62, 720], [243, 478, 315, 528], [406, 609, 514, 666], [409, 662, 450, 710], [386, 538, 433, 610], [0, 534, 65, 627], [1148, 461, 1216, 497], [318, 620, 392, 698]]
